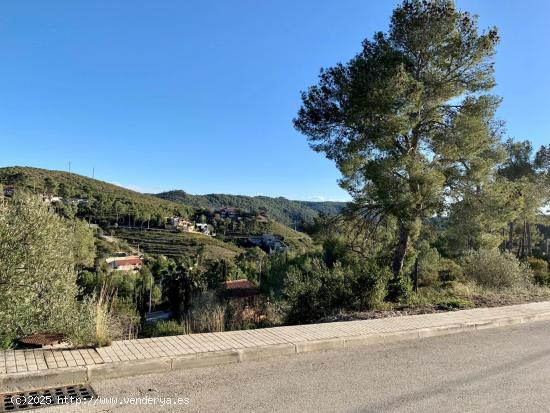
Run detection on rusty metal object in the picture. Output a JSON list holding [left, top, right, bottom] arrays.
[[19, 333, 65, 347]]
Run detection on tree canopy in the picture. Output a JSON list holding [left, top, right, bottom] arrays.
[[294, 0, 502, 295]]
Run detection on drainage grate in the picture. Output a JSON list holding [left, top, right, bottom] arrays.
[[1, 385, 95, 412]]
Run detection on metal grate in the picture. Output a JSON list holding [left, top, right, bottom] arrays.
[[1, 385, 95, 412]]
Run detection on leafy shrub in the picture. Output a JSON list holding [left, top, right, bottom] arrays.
[[351, 263, 391, 309], [386, 274, 413, 303], [283, 258, 354, 323], [528, 257, 549, 286], [0, 195, 99, 348], [417, 242, 440, 287], [282, 257, 389, 323], [461, 250, 533, 289], [438, 258, 464, 282]]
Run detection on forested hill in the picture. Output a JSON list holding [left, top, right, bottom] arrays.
[[0, 166, 192, 225], [0, 166, 346, 227], [156, 190, 347, 226]]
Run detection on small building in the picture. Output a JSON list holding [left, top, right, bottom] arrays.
[[2, 185, 14, 197], [41, 194, 63, 204], [219, 280, 264, 323], [218, 207, 240, 219], [166, 217, 203, 233], [195, 223, 210, 235], [248, 233, 288, 254], [105, 255, 143, 272]]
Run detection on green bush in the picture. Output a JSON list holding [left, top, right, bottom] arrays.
[[417, 241, 440, 287], [528, 257, 549, 286], [461, 250, 533, 290], [0, 195, 96, 348], [438, 258, 464, 282], [351, 263, 391, 309], [282, 257, 389, 323], [283, 259, 342, 323], [386, 274, 413, 303]]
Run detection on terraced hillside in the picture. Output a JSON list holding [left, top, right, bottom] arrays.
[[112, 228, 243, 261], [266, 221, 314, 251]]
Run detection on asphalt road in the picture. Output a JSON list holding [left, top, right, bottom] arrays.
[[43, 320, 550, 413]]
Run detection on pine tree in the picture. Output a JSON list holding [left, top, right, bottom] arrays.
[[294, 0, 501, 296]]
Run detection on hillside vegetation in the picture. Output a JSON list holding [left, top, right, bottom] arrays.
[[156, 190, 346, 226], [0, 166, 192, 226]]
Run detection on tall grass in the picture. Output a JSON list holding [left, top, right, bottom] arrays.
[[94, 284, 112, 346]]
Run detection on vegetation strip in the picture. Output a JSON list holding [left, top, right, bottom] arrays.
[[2, 301, 550, 392]]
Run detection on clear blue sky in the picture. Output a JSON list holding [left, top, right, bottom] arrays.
[[1, 1, 548, 201]]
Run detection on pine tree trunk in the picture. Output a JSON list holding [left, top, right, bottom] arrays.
[[392, 223, 409, 278]]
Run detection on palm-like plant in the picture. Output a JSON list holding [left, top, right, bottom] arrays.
[[162, 257, 205, 320]]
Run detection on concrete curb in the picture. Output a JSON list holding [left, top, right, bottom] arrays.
[[3, 310, 550, 393]]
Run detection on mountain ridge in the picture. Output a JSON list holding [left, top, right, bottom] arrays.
[[0, 166, 346, 227], [155, 190, 347, 226]]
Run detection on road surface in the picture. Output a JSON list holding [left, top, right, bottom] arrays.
[[44, 320, 550, 412]]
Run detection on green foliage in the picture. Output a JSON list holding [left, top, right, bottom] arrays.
[[0, 195, 79, 345], [417, 241, 440, 287], [528, 257, 550, 286], [0, 166, 192, 227], [71, 219, 96, 268], [461, 250, 534, 289], [0, 195, 114, 347], [438, 258, 464, 282], [283, 259, 350, 323], [157, 190, 345, 227], [281, 257, 390, 323], [386, 274, 413, 303], [162, 258, 206, 320], [141, 320, 187, 337], [436, 298, 474, 311], [294, 0, 502, 297]]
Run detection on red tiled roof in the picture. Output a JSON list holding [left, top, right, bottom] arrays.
[[114, 257, 142, 267]]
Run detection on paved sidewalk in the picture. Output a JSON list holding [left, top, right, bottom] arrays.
[[2, 301, 550, 392]]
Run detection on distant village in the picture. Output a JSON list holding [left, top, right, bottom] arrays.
[[2, 186, 289, 274]]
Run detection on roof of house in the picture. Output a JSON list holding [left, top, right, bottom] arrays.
[[220, 279, 260, 298], [113, 257, 143, 267]]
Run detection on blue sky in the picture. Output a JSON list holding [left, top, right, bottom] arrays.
[[1, 1, 548, 201]]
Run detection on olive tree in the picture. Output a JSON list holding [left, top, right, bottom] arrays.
[[0, 195, 80, 345]]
